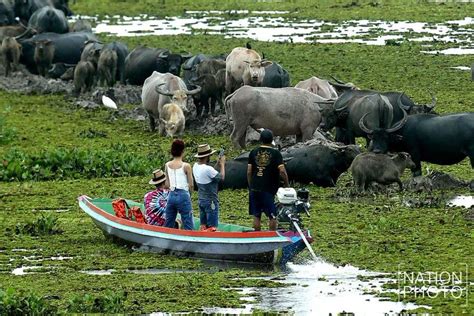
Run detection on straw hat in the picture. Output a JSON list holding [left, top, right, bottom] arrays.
[[194, 144, 216, 158], [149, 169, 166, 185]]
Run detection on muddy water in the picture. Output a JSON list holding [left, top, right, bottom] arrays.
[[77, 12, 474, 52], [447, 195, 474, 208]]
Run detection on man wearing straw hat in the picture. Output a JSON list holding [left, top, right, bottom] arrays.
[[193, 144, 226, 231], [144, 169, 169, 226]]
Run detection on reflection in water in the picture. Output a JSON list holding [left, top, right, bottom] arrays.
[[447, 195, 474, 208]]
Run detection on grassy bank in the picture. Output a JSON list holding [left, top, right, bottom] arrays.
[[72, 0, 474, 22], [1, 1, 473, 314]]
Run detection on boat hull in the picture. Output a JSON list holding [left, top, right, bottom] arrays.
[[79, 196, 312, 265]]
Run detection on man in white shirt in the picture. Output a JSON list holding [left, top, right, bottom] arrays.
[[193, 144, 226, 231]]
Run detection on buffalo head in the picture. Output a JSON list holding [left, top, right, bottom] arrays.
[[399, 91, 437, 115], [359, 108, 408, 154], [155, 83, 201, 113], [158, 51, 192, 76], [243, 59, 272, 85]]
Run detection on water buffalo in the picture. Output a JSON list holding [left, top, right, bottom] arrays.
[[28, 6, 68, 34], [324, 91, 436, 145], [0, 0, 14, 26], [70, 19, 92, 32], [14, 0, 50, 22], [295, 76, 338, 99], [80, 40, 102, 62], [47, 61, 74, 78], [182, 54, 226, 88], [261, 62, 290, 88], [73, 60, 95, 95], [350, 152, 415, 192], [0, 24, 27, 41], [50, 0, 72, 16], [160, 102, 185, 137], [364, 112, 474, 177], [102, 41, 128, 84], [225, 86, 333, 148], [141, 71, 200, 133], [125, 46, 191, 85], [189, 73, 222, 117], [219, 140, 360, 189], [33, 39, 54, 76], [225, 46, 272, 95], [1, 36, 21, 76], [97, 47, 117, 87], [19, 31, 97, 74], [196, 58, 226, 77]]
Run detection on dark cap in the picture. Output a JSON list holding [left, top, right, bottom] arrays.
[[259, 129, 273, 144]]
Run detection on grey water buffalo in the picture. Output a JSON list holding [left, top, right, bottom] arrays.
[[225, 47, 272, 95], [295, 76, 338, 99], [27, 6, 68, 34], [324, 90, 436, 145], [350, 152, 415, 192], [261, 62, 290, 88], [141, 71, 200, 133], [160, 103, 185, 137], [33, 39, 54, 76], [97, 47, 117, 87], [70, 19, 92, 32], [219, 140, 360, 189], [0, 0, 14, 26], [1, 36, 21, 76], [125, 46, 191, 85], [226, 86, 333, 148], [102, 41, 128, 84], [19, 31, 97, 74], [73, 60, 95, 95], [363, 112, 474, 177]]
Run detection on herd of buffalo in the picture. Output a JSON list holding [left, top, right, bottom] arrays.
[[0, 0, 472, 191]]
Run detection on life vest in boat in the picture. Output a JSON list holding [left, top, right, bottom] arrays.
[[112, 198, 129, 219], [129, 206, 147, 224]]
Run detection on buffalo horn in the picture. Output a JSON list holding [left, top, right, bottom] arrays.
[[386, 108, 408, 133], [180, 52, 193, 59], [158, 50, 170, 59], [155, 83, 174, 97], [185, 85, 201, 96], [330, 76, 346, 84], [334, 100, 349, 112], [397, 92, 412, 111], [358, 113, 373, 134], [427, 90, 437, 109]]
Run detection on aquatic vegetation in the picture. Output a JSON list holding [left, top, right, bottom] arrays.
[[66, 290, 125, 313], [14, 214, 62, 236], [0, 288, 57, 315]]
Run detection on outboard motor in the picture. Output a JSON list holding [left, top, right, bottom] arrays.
[[275, 187, 311, 231]]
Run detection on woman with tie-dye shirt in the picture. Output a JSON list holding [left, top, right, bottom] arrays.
[[144, 169, 169, 226]]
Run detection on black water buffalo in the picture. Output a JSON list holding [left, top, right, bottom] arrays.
[[19, 31, 97, 74], [47, 62, 74, 78], [28, 6, 68, 34], [124, 46, 191, 85], [261, 62, 290, 88], [324, 90, 436, 145], [102, 41, 128, 84], [363, 113, 474, 176], [50, 0, 72, 16], [182, 54, 226, 88], [14, 0, 50, 23], [219, 141, 360, 189], [0, 0, 15, 26]]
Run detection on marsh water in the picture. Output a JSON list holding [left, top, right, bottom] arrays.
[[74, 11, 474, 54]]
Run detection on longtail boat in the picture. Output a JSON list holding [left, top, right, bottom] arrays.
[[78, 195, 313, 265]]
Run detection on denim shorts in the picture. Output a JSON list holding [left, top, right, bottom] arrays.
[[164, 189, 194, 230], [249, 190, 277, 219], [199, 199, 219, 228]]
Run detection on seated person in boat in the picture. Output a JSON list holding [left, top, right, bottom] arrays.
[[144, 169, 169, 226], [192, 144, 226, 232]]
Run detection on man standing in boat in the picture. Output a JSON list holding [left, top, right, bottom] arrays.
[[247, 129, 289, 231], [193, 144, 226, 232]]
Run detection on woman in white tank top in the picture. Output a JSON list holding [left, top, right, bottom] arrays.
[[163, 139, 195, 230]]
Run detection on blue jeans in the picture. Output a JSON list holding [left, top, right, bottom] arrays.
[[164, 189, 194, 230], [199, 199, 219, 228]]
